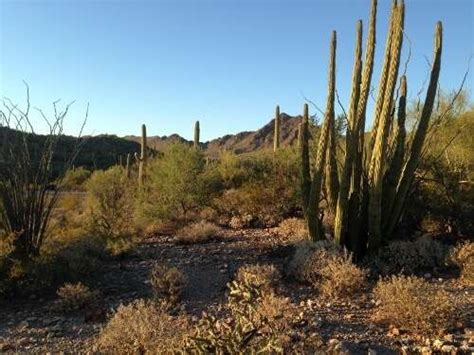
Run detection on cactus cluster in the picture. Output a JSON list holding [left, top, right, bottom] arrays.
[[301, 0, 443, 256]]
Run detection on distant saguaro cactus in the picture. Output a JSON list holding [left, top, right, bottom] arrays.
[[194, 120, 200, 149], [273, 105, 280, 152], [125, 153, 131, 179], [135, 124, 147, 186]]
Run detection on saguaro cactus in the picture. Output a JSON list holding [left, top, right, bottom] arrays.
[[194, 120, 200, 149], [136, 124, 147, 186], [273, 105, 280, 152], [125, 153, 131, 179]]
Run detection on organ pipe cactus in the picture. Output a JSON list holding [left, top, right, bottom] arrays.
[[305, 30, 336, 241], [273, 105, 280, 152], [300, 0, 443, 255], [300, 103, 311, 213]]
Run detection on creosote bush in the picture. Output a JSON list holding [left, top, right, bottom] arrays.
[[373, 275, 457, 335], [449, 242, 474, 285], [137, 143, 221, 228], [288, 241, 367, 298], [149, 263, 186, 306], [175, 221, 222, 245], [277, 218, 307, 239], [368, 236, 448, 276], [55, 282, 97, 312], [97, 299, 190, 353], [85, 166, 136, 255]]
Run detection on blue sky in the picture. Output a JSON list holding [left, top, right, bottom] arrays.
[[0, 0, 472, 141]]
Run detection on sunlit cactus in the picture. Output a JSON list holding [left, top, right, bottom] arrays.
[[194, 120, 200, 149], [273, 105, 280, 152]]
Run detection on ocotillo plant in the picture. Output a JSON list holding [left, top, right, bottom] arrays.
[[300, 0, 443, 255], [273, 105, 280, 152], [194, 120, 200, 149], [135, 124, 147, 186]]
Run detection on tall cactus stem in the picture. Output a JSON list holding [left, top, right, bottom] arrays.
[[368, 1, 404, 251], [194, 120, 200, 149], [385, 21, 442, 237], [138, 124, 147, 186], [333, 20, 363, 246], [273, 105, 280, 152], [306, 30, 336, 241], [300, 103, 311, 213]]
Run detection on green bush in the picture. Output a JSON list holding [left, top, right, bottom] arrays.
[[61, 167, 92, 190], [213, 148, 300, 227], [137, 143, 221, 226]]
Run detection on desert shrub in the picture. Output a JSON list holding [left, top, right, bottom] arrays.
[[149, 263, 186, 306], [137, 143, 221, 226], [184, 276, 298, 353], [368, 236, 449, 276], [288, 241, 366, 298], [55, 282, 97, 312], [213, 148, 300, 227], [61, 167, 91, 190], [97, 299, 189, 353], [373, 275, 457, 335], [235, 264, 281, 290], [277, 218, 307, 239], [449, 242, 474, 285], [86, 166, 136, 255], [175, 221, 221, 244]]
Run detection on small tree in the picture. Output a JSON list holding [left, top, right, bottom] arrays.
[[139, 143, 218, 223], [0, 89, 86, 260]]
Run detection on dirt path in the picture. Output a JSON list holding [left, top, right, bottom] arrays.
[[0, 229, 471, 354]]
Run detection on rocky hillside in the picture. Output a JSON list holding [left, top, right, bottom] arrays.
[[125, 113, 303, 156]]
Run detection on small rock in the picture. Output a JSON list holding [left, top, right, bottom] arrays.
[[424, 273, 432, 279], [433, 339, 444, 349], [441, 344, 456, 353]]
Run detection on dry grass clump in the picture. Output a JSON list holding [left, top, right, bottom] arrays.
[[373, 275, 457, 335], [96, 299, 189, 353], [175, 221, 222, 244], [288, 241, 366, 298], [369, 236, 448, 275], [319, 251, 367, 298], [149, 263, 186, 306], [277, 218, 307, 239], [55, 282, 98, 312], [449, 242, 474, 285], [235, 264, 281, 290]]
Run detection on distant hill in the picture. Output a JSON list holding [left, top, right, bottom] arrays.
[[125, 112, 303, 157], [0, 127, 141, 175], [0, 112, 304, 175]]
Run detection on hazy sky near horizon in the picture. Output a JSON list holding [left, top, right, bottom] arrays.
[[0, 0, 473, 141]]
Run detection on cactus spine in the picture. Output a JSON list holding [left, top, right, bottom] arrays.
[[194, 120, 200, 149], [306, 30, 336, 241], [273, 105, 280, 152], [137, 124, 147, 186]]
